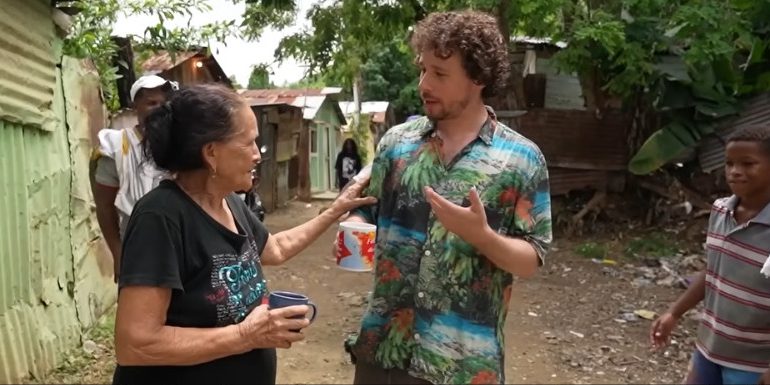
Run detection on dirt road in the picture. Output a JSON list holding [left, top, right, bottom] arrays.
[[266, 201, 697, 384], [35, 200, 699, 384]]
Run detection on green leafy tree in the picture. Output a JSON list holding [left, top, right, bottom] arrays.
[[240, 0, 570, 117], [242, 0, 770, 175], [247, 63, 273, 89], [283, 76, 327, 89], [61, 0, 238, 111], [228, 75, 244, 89], [359, 39, 422, 121], [241, 0, 420, 120], [549, 0, 770, 174]]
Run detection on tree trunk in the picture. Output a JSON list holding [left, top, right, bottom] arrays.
[[495, 0, 510, 40], [353, 70, 362, 119], [492, 0, 524, 110], [298, 120, 311, 201], [111, 36, 136, 110], [562, 0, 580, 32]]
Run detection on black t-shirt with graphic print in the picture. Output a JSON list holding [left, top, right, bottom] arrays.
[[112, 180, 275, 385]]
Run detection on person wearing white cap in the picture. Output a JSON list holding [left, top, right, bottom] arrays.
[[92, 75, 178, 283]]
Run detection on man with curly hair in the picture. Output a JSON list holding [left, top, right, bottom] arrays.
[[341, 10, 552, 384]]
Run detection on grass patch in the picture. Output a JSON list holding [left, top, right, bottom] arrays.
[[574, 241, 609, 260], [24, 306, 116, 384], [624, 231, 681, 258], [574, 232, 683, 262]]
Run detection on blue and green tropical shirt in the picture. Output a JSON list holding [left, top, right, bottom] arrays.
[[349, 109, 553, 384]]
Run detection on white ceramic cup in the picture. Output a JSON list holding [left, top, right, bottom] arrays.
[[336, 221, 376, 272]]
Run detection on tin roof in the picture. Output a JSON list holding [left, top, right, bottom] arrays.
[[697, 93, 770, 173], [240, 88, 343, 121], [138, 48, 232, 87], [338, 101, 391, 123], [140, 50, 201, 74]]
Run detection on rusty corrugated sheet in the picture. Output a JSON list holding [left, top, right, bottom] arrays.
[[495, 108, 632, 195], [139, 49, 232, 87], [140, 50, 200, 74], [0, 0, 59, 132], [508, 109, 631, 171], [547, 168, 614, 195], [241, 88, 329, 99], [242, 89, 347, 121], [62, 56, 116, 329], [245, 95, 297, 106], [698, 93, 770, 173]]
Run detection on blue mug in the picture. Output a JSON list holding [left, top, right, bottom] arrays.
[[268, 291, 317, 331]]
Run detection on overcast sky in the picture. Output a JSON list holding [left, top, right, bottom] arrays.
[[113, 0, 312, 86]]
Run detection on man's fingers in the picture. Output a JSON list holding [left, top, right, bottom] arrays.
[[468, 187, 484, 213], [424, 194, 443, 215], [424, 187, 448, 210]]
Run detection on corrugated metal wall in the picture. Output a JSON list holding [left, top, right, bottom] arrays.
[[0, 1, 117, 382], [537, 58, 586, 110], [0, 80, 81, 383], [498, 109, 632, 195], [698, 93, 770, 173], [63, 56, 116, 331], [0, 0, 59, 131]]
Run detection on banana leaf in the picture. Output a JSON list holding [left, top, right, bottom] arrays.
[[628, 121, 697, 175]]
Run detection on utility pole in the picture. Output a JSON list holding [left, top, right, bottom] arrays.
[[297, 64, 312, 201]]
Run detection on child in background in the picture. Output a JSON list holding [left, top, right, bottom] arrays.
[[650, 125, 770, 384]]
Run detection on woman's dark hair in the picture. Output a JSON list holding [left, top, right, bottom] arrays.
[[341, 138, 359, 156], [142, 83, 246, 172], [410, 10, 510, 98]]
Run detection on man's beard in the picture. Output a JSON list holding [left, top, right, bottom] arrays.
[[424, 96, 471, 121]]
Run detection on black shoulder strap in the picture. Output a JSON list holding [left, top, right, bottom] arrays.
[[227, 195, 255, 237], [228, 194, 270, 254]]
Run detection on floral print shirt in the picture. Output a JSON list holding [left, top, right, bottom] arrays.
[[349, 109, 553, 384]]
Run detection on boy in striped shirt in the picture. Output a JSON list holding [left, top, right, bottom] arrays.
[[650, 124, 770, 384]]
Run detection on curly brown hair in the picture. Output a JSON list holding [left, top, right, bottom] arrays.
[[410, 10, 510, 98]]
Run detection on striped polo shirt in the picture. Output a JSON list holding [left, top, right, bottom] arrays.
[[697, 196, 770, 372]]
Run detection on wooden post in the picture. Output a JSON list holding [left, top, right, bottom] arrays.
[[111, 36, 136, 109], [298, 119, 311, 201]]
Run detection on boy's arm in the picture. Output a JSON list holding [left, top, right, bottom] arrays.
[[759, 369, 770, 385], [667, 271, 706, 317], [650, 271, 705, 348]]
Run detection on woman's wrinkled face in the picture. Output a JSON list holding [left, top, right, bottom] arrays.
[[210, 104, 261, 193]]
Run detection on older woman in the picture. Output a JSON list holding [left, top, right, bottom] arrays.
[[112, 84, 376, 385]]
